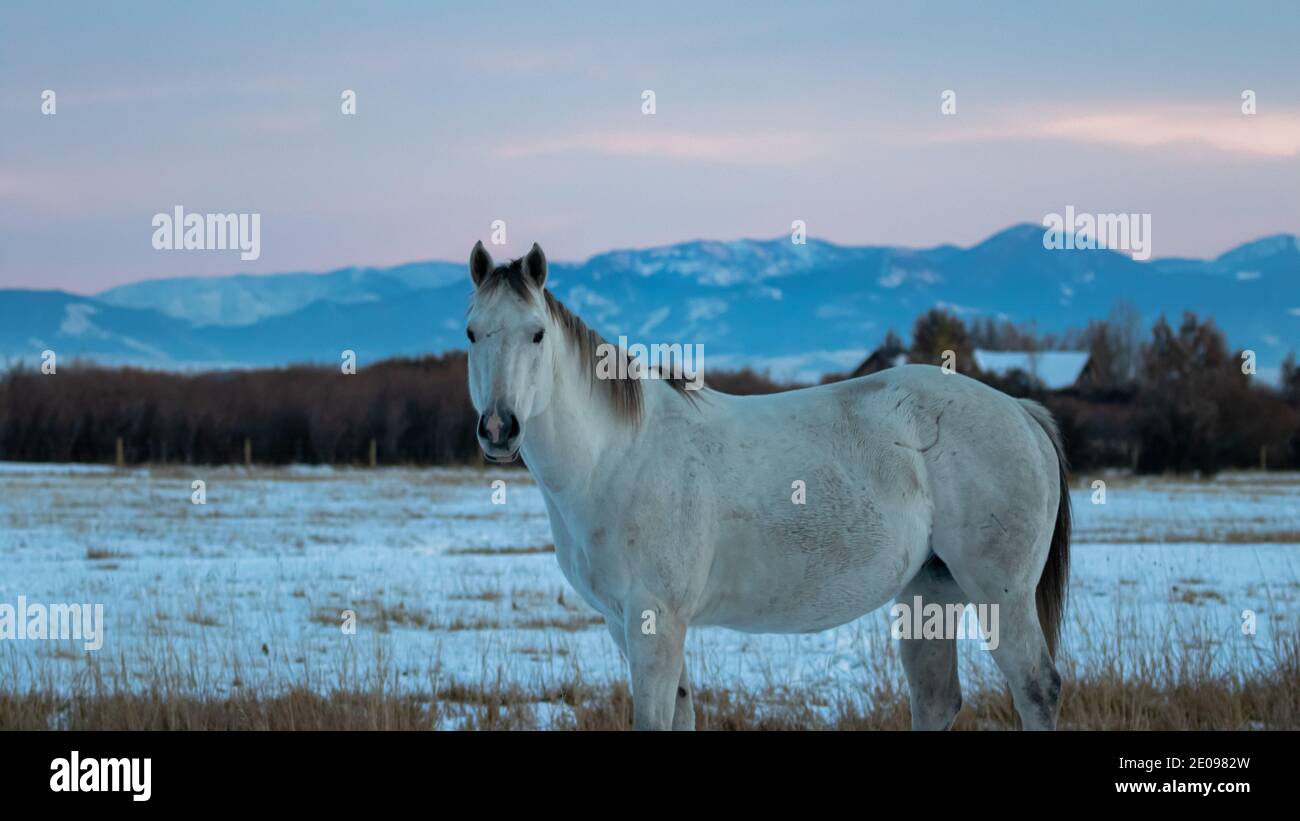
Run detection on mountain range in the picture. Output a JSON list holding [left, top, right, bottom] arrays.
[[2, 224, 1296, 383]]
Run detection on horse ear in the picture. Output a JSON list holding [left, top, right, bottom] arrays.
[[524, 243, 547, 288], [470, 241, 493, 287]]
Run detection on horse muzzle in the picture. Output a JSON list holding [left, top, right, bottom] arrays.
[[477, 403, 521, 462]]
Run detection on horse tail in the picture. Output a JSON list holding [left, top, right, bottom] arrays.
[[1018, 399, 1071, 660]]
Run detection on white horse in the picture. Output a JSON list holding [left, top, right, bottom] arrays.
[[464, 241, 1071, 730]]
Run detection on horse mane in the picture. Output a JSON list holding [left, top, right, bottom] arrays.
[[474, 258, 700, 426]]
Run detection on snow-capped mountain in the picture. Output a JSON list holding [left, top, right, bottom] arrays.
[[95, 261, 467, 327], [2, 226, 1296, 382]]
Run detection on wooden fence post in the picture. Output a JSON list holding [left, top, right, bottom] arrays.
[[115, 437, 124, 468], [369, 438, 377, 468], [244, 437, 252, 468]]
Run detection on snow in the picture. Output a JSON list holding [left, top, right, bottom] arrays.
[[0, 462, 117, 475], [0, 464, 1295, 706]]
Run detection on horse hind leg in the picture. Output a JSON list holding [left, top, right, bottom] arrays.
[[983, 592, 1060, 730], [897, 556, 966, 731], [672, 664, 695, 731], [947, 557, 1062, 731]]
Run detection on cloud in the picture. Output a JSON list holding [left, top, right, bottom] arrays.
[[638, 306, 671, 335], [236, 110, 326, 135], [491, 129, 839, 166], [928, 106, 1300, 159], [0, 171, 53, 200], [495, 105, 1300, 166], [816, 303, 857, 318], [935, 300, 983, 316], [686, 298, 728, 322], [1033, 109, 1300, 158]]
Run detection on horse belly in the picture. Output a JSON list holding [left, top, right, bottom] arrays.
[[698, 496, 930, 634]]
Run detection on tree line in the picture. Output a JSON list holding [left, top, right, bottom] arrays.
[[841, 304, 1299, 475], [1, 307, 1295, 475], [0, 354, 479, 466]]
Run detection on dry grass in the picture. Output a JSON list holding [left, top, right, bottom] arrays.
[[85, 547, 131, 560], [515, 614, 604, 632], [447, 544, 555, 556], [1170, 586, 1228, 605], [2, 630, 1295, 730], [2, 664, 1296, 730], [305, 602, 595, 633], [1082, 530, 1300, 545], [184, 610, 221, 627], [448, 591, 504, 602], [2, 591, 1296, 730]]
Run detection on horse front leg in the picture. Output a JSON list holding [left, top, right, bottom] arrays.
[[622, 598, 687, 731]]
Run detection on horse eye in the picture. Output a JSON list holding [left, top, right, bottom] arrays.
[[467, 329, 476, 344], [532, 330, 545, 344]]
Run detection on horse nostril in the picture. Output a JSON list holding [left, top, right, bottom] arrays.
[[477, 415, 489, 439], [508, 414, 520, 439]]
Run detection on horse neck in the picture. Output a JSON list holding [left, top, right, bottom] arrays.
[[519, 340, 634, 491]]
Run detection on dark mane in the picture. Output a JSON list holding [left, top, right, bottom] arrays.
[[474, 261, 700, 425]]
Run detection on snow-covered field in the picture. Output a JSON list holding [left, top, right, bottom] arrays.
[[1, 463, 1297, 716]]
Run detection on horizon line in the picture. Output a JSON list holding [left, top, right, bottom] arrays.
[[19, 223, 1293, 297]]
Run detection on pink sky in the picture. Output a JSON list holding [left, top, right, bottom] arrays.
[[2, 1, 1297, 293]]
